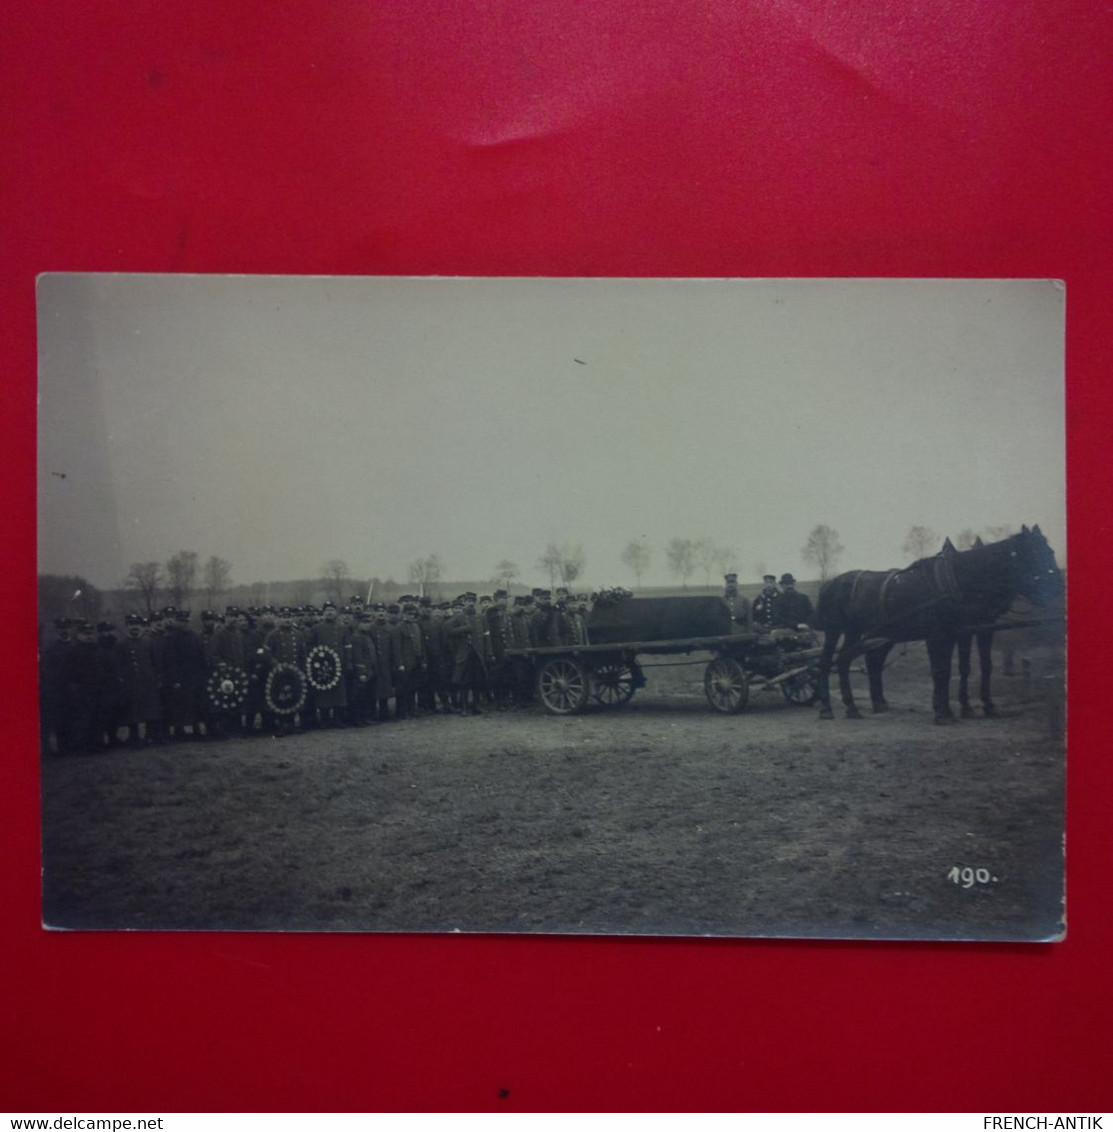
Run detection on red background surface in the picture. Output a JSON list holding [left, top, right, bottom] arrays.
[[3, 0, 1111, 1112]]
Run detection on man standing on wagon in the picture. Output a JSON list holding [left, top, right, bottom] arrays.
[[751, 574, 780, 632], [723, 573, 753, 634]]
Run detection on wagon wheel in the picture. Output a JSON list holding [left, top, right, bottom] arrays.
[[592, 663, 637, 707], [704, 656, 749, 714], [537, 658, 590, 715], [781, 669, 819, 706]]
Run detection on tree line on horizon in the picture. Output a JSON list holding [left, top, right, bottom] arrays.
[[37, 524, 1023, 625]]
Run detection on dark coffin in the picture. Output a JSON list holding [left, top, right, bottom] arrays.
[[586, 596, 731, 645]]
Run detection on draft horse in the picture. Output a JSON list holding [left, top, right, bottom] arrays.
[[815, 525, 1062, 724]]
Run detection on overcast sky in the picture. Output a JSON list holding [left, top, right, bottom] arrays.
[[37, 275, 1065, 593]]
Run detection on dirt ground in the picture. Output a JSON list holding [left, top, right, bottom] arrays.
[[40, 641, 1066, 941]]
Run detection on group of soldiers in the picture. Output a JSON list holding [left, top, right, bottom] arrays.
[[39, 587, 593, 754], [39, 572, 814, 755], [725, 572, 815, 633]]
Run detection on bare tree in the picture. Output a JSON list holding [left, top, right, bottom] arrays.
[[711, 546, 739, 581], [124, 561, 163, 615], [901, 527, 937, 563], [665, 537, 696, 589], [538, 543, 563, 590], [692, 538, 720, 588], [557, 542, 585, 587], [493, 559, 520, 591], [901, 525, 938, 561], [165, 550, 199, 608], [802, 525, 844, 582], [955, 527, 979, 551], [619, 539, 651, 589], [408, 554, 445, 598], [201, 555, 233, 608], [322, 559, 351, 605]]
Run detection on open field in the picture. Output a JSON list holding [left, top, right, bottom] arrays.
[[41, 641, 1065, 941]]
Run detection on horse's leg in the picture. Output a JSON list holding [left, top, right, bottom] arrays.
[[838, 631, 863, 719], [818, 630, 838, 720], [926, 635, 955, 723], [956, 631, 975, 718], [977, 630, 997, 717], [866, 642, 894, 712]]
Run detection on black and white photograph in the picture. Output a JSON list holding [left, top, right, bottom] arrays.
[[37, 273, 1066, 941]]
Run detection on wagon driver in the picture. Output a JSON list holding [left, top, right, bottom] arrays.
[[774, 573, 814, 630]]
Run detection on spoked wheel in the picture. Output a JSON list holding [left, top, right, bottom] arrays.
[[537, 658, 591, 715], [592, 663, 637, 707], [781, 669, 819, 706], [704, 656, 749, 714]]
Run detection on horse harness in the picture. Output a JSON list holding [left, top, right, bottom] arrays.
[[847, 555, 962, 637]]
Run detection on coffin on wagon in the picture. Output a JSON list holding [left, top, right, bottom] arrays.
[[507, 594, 821, 715]]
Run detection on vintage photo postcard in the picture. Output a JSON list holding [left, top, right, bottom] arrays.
[[37, 274, 1066, 940]]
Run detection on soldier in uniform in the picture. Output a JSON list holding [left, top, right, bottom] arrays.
[[348, 610, 379, 725], [434, 603, 458, 713], [446, 596, 487, 714], [94, 620, 127, 747], [259, 607, 306, 734], [208, 606, 251, 737], [722, 573, 753, 635], [242, 607, 270, 735], [751, 575, 780, 633], [529, 590, 561, 648], [368, 605, 400, 721], [485, 589, 514, 710], [774, 573, 815, 630], [161, 610, 207, 740], [395, 602, 426, 719], [118, 613, 163, 747], [61, 621, 106, 753], [567, 595, 590, 645], [416, 598, 442, 713], [306, 601, 350, 727], [508, 596, 534, 706]]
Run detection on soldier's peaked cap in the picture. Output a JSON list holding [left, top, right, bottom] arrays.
[[724, 573, 738, 582], [493, 589, 508, 598], [763, 574, 776, 582]]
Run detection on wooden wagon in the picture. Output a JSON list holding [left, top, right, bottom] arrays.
[[507, 595, 822, 715]]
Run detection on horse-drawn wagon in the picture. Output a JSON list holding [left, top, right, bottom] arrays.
[[507, 594, 822, 716]]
